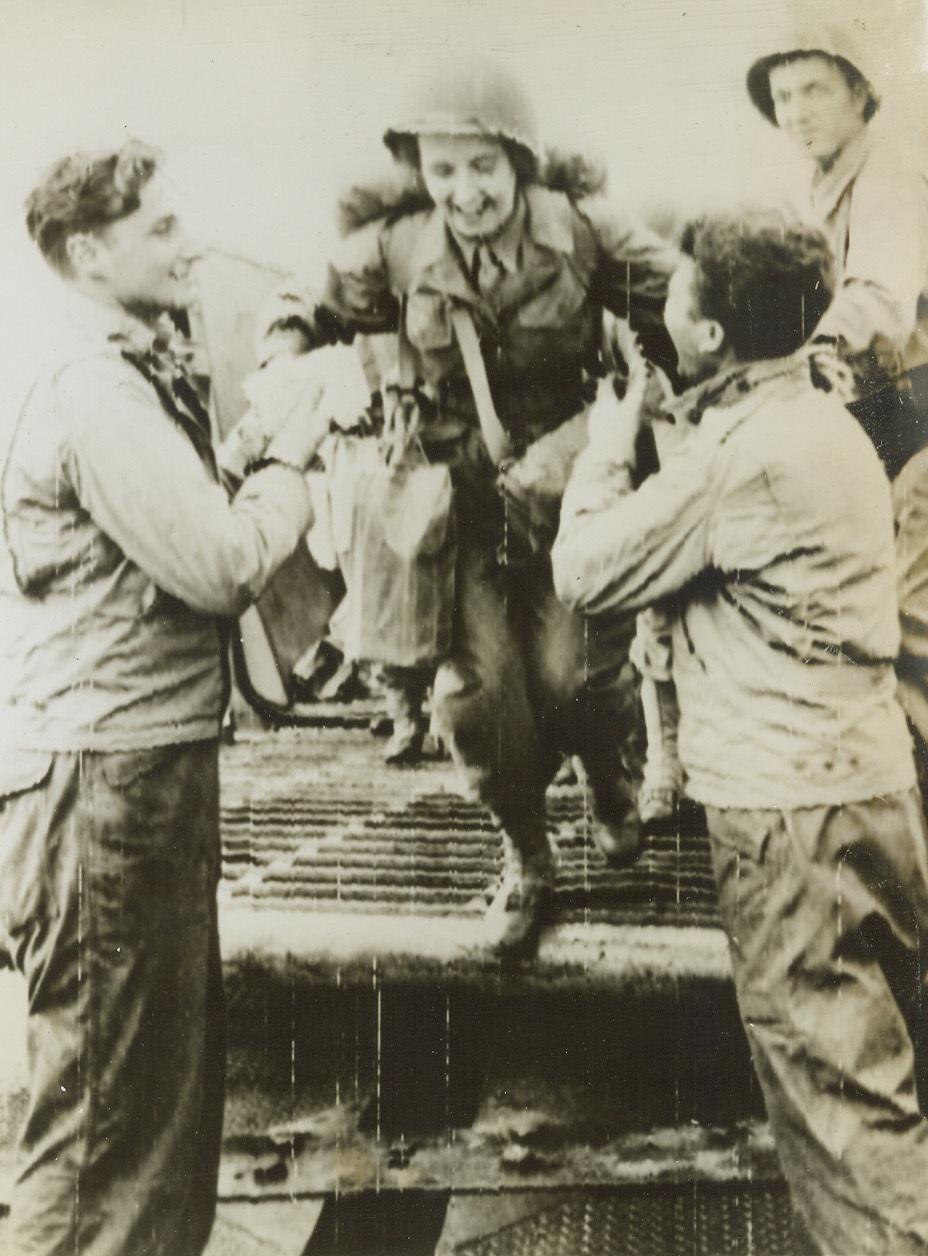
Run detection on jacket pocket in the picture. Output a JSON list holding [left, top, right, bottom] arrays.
[[0, 751, 57, 946], [94, 744, 211, 941], [405, 293, 454, 351], [516, 267, 586, 329]]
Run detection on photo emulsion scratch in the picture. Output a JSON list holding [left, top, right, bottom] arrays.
[[1, 0, 928, 1252]]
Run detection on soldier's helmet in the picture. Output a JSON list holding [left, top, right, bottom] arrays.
[[746, 21, 881, 125], [384, 58, 540, 169]]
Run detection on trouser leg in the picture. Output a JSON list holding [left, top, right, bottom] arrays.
[[377, 663, 431, 763], [431, 537, 557, 954], [517, 551, 639, 855], [639, 678, 680, 787], [378, 664, 429, 725], [3, 742, 225, 1256], [431, 537, 552, 875], [567, 606, 640, 831], [630, 607, 683, 826], [894, 446, 928, 752], [706, 794, 928, 1255]]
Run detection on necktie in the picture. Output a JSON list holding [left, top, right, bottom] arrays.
[[117, 323, 218, 480], [470, 241, 507, 295]]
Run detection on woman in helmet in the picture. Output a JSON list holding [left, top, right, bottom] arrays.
[[260, 57, 679, 957]]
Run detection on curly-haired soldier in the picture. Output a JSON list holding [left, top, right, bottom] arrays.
[[555, 211, 928, 1254]]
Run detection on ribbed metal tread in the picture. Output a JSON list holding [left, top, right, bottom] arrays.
[[220, 728, 720, 929], [451, 1183, 797, 1256]]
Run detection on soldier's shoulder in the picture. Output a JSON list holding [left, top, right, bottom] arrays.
[[334, 202, 436, 276], [859, 125, 928, 188], [525, 184, 595, 253]]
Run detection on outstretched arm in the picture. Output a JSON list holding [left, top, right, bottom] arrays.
[[553, 344, 714, 616], [815, 148, 928, 366], [578, 196, 681, 377], [257, 219, 401, 364]]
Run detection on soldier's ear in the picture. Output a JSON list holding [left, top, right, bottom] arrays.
[[65, 231, 109, 280], [851, 79, 870, 119], [697, 317, 725, 357]]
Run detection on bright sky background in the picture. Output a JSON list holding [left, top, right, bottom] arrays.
[[0, 0, 925, 392]]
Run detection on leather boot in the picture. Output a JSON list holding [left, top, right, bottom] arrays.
[[483, 829, 555, 959]]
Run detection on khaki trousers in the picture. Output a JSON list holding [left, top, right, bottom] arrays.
[[431, 529, 640, 868], [0, 741, 225, 1256], [707, 793, 928, 1255]]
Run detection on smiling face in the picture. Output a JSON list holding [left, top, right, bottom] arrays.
[[80, 175, 201, 319], [417, 133, 518, 241], [768, 54, 868, 168]]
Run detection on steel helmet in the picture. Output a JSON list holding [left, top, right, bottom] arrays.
[[746, 18, 881, 126], [384, 58, 540, 164]]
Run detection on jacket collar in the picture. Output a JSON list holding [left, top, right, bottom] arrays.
[[49, 285, 159, 358], [53, 287, 201, 383], [407, 185, 576, 308], [447, 194, 527, 276], [811, 124, 875, 219], [671, 342, 855, 427]]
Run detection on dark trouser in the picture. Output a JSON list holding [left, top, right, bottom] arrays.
[[0, 742, 225, 1256], [430, 528, 639, 870], [707, 793, 928, 1255], [373, 663, 432, 727]]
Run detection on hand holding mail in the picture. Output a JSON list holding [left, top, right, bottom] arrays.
[[380, 368, 435, 469], [218, 356, 322, 478], [309, 343, 374, 432], [264, 382, 338, 474], [220, 347, 372, 478]]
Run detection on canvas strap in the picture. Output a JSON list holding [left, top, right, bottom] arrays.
[[397, 295, 417, 391], [448, 306, 511, 466]]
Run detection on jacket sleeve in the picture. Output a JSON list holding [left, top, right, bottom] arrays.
[[575, 196, 681, 374], [257, 219, 401, 363], [58, 357, 314, 617], [815, 147, 928, 359], [552, 420, 716, 616]]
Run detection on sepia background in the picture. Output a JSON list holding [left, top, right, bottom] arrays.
[[0, 0, 926, 403], [1, 1, 928, 1249]]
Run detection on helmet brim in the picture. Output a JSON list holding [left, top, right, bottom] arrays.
[[747, 56, 782, 125], [384, 124, 539, 168], [747, 50, 879, 128]]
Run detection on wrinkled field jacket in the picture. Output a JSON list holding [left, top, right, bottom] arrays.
[[554, 357, 915, 810], [262, 186, 678, 460], [1, 295, 313, 752], [814, 125, 928, 376]]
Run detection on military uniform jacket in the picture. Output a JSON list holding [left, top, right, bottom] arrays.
[[262, 185, 678, 461], [553, 355, 915, 810]]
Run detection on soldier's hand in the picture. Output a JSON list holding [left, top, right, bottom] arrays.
[[586, 375, 643, 465], [590, 320, 674, 460], [260, 326, 313, 362], [380, 368, 435, 468], [263, 377, 329, 471]]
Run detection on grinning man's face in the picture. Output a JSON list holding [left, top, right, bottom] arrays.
[[768, 55, 869, 168], [89, 175, 202, 319], [418, 133, 518, 241]]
